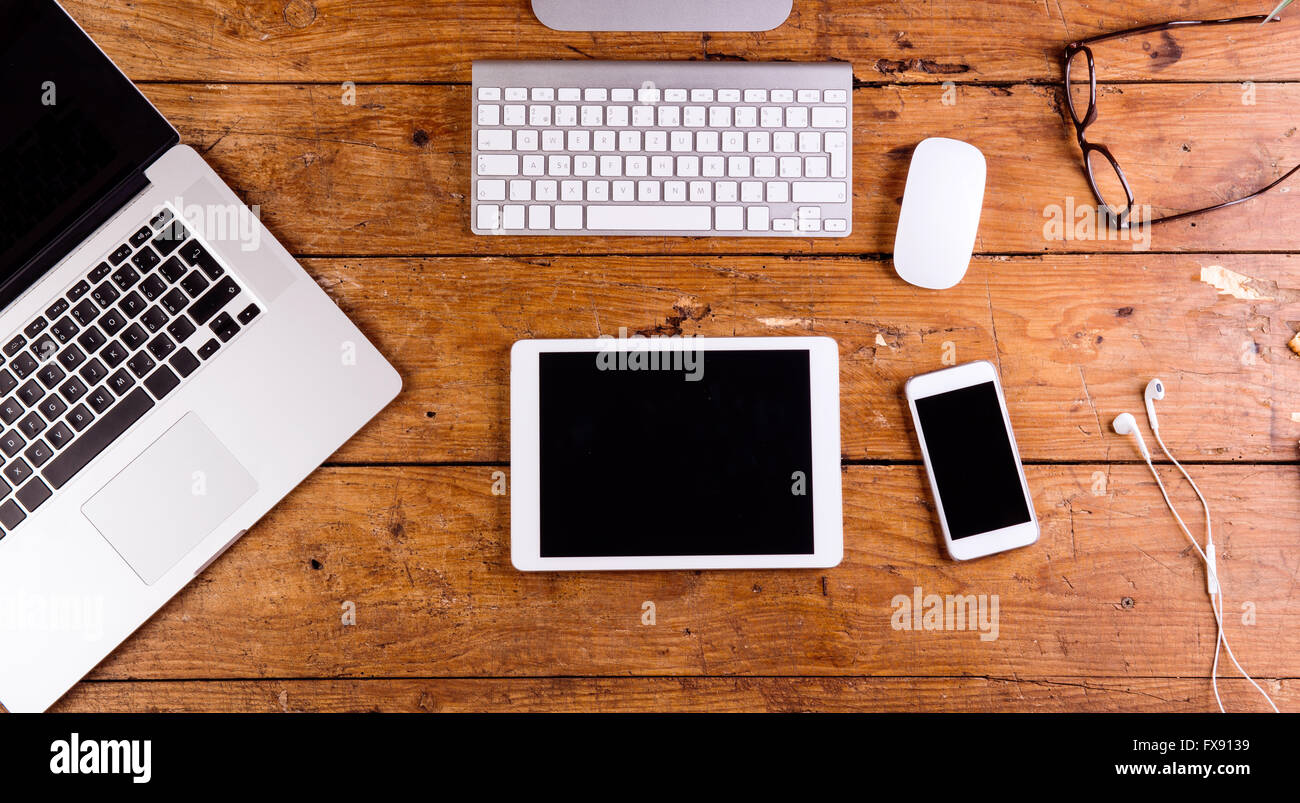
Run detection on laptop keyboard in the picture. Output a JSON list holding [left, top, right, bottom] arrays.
[[0, 205, 260, 540]]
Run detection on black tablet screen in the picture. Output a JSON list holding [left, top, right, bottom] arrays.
[[538, 348, 815, 557]]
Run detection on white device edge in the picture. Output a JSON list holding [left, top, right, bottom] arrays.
[[510, 336, 842, 571], [904, 360, 1039, 561]]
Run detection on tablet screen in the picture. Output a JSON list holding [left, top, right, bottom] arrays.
[[537, 348, 815, 557]]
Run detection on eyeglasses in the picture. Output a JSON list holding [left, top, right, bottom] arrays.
[[1064, 15, 1300, 227]]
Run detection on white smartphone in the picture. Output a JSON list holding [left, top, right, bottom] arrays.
[[904, 360, 1039, 561]]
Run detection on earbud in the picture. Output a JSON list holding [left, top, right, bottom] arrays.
[[1144, 378, 1165, 434], [1111, 412, 1150, 459]]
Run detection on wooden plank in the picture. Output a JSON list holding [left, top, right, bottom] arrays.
[[62, 0, 1300, 84], [314, 254, 1300, 465], [51, 677, 1300, 713], [139, 82, 1300, 256], [79, 464, 1300, 682]]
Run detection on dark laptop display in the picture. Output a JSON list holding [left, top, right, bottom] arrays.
[[0, 1, 176, 307]]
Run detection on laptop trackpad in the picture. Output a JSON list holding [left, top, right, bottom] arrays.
[[82, 413, 258, 585]]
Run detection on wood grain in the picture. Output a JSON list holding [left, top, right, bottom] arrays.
[[62, 0, 1300, 84], [53, 677, 1300, 713], [313, 253, 1300, 465], [70, 464, 1300, 686]]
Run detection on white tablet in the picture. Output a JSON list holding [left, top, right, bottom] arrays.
[[510, 336, 843, 571]]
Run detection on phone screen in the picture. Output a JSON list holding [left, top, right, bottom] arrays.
[[914, 381, 1031, 539]]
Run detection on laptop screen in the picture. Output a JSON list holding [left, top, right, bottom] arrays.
[[0, 1, 176, 305]]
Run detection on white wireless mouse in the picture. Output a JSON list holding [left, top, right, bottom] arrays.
[[893, 138, 987, 290]]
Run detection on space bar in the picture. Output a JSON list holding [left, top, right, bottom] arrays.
[[43, 388, 155, 490], [587, 206, 712, 231]]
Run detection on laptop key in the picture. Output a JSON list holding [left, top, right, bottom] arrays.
[[43, 388, 155, 490], [76, 327, 106, 354], [189, 277, 240, 325], [3, 336, 26, 357], [180, 241, 225, 279], [150, 208, 174, 230], [90, 260, 115, 280], [60, 377, 88, 404], [169, 347, 200, 378], [180, 270, 210, 298], [197, 338, 221, 360], [38, 395, 67, 422], [98, 309, 127, 337], [10, 353, 37, 379], [16, 477, 51, 512], [19, 412, 45, 438], [45, 299, 69, 319], [112, 265, 141, 292], [147, 334, 175, 361], [79, 359, 109, 386], [129, 226, 153, 248], [161, 287, 189, 315], [167, 317, 196, 343], [121, 324, 148, 351], [24, 440, 51, 469], [127, 352, 155, 379], [211, 312, 240, 342], [17, 380, 42, 407], [109, 244, 132, 265], [23, 318, 47, 339], [85, 388, 114, 414], [58, 345, 86, 372], [107, 369, 135, 396], [158, 256, 188, 284], [36, 363, 65, 390], [238, 303, 261, 325], [4, 458, 31, 486], [0, 431, 24, 458], [91, 281, 120, 308], [71, 298, 99, 326], [0, 399, 21, 425], [45, 422, 74, 449], [67, 280, 91, 302], [130, 247, 161, 273], [101, 341, 129, 368], [140, 274, 168, 301], [0, 369, 15, 396], [0, 476, 9, 499], [49, 317, 79, 344], [30, 335, 58, 363], [143, 365, 180, 399], [141, 306, 169, 333], [0, 499, 25, 529], [118, 291, 146, 319], [66, 404, 94, 432], [152, 224, 187, 257]]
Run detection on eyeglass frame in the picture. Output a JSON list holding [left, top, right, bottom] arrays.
[[1063, 15, 1300, 228]]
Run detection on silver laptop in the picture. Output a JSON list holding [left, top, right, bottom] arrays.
[[0, 2, 401, 711]]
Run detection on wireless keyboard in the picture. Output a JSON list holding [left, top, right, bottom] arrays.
[[471, 60, 853, 237]]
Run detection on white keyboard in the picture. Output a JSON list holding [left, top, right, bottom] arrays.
[[471, 61, 853, 237]]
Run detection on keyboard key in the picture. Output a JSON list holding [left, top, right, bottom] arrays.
[[3, 336, 26, 357], [140, 274, 168, 301], [111, 265, 140, 291], [76, 326, 106, 354], [127, 352, 155, 378], [130, 247, 161, 272], [210, 312, 241, 342], [58, 345, 86, 372], [71, 298, 99, 326], [30, 335, 58, 363], [161, 288, 189, 315], [159, 256, 188, 284], [587, 206, 712, 231], [98, 309, 127, 337], [179, 270, 210, 298], [152, 223, 188, 257], [23, 318, 47, 339], [169, 348, 200, 378], [179, 240, 224, 279], [143, 365, 180, 399], [85, 387, 114, 414], [24, 440, 51, 469], [150, 208, 175, 230], [0, 399, 21, 425], [37, 363, 65, 390], [59, 376, 87, 404], [129, 226, 153, 248], [38, 395, 67, 422], [108, 244, 132, 265], [45, 298, 69, 319], [107, 369, 135, 396], [101, 341, 129, 368], [65, 404, 94, 432], [45, 422, 74, 449], [10, 352, 37, 379], [16, 477, 51, 512], [0, 369, 15, 396], [43, 388, 154, 490], [188, 276, 241, 325], [141, 306, 169, 333], [166, 317, 196, 343], [18, 412, 44, 438], [121, 323, 148, 351], [4, 459, 31, 486], [91, 281, 120, 308], [197, 338, 221, 360], [0, 499, 25, 530], [17, 380, 42, 407], [0, 431, 24, 458], [118, 291, 146, 318], [147, 334, 176, 361], [68, 280, 92, 302], [49, 316, 79, 344]]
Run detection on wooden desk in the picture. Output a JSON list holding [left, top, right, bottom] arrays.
[[49, 0, 1300, 712]]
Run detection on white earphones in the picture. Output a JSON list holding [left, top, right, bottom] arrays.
[[1112, 379, 1279, 713]]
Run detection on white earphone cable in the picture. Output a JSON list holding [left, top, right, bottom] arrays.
[[1142, 430, 1279, 713]]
